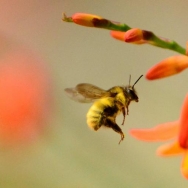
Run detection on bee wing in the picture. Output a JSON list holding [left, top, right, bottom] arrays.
[[76, 83, 110, 98], [65, 83, 110, 103], [65, 87, 95, 103]]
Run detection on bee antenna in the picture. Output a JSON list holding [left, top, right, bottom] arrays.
[[132, 75, 143, 88], [129, 75, 131, 86]]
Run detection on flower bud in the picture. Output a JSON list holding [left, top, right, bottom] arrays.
[[146, 55, 188, 80], [111, 29, 146, 44], [72, 13, 102, 27], [124, 28, 146, 44]]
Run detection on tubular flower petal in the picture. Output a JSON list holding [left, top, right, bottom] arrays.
[[110, 31, 126, 42], [146, 55, 188, 80], [72, 13, 103, 27], [179, 94, 188, 149], [130, 121, 179, 141], [157, 141, 184, 156], [181, 152, 188, 179], [63, 12, 102, 27]]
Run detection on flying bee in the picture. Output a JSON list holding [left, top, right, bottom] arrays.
[[65, 75, 143, 144]]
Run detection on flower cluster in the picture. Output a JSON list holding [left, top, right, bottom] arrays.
[[62, 12, 188, 79], [63, 12, 188, 179]]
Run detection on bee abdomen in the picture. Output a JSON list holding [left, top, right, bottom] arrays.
[[86, 107, 103, 131], [86, 98, 115, 131]]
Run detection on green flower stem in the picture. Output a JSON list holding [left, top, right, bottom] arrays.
[[143, 30, 186, 55], [95, 20, 131, 31], [63, 13, 186, 55], [62, 13, 131, 31], [153, 37, 186, 55]]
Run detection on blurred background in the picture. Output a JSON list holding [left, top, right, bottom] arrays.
[[0, 0, 188, 187]]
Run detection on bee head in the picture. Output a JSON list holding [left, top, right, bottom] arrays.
[[125, 86, 138, 102], [126, 75, 143, 102]]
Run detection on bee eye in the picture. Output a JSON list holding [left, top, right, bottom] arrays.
[[127, 89, 138, 101]]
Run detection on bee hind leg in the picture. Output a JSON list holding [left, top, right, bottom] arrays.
[[104, 118, 124, 144], [118, 133, 124, 144]]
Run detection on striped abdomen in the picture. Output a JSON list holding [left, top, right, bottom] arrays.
[[86, 97, 119, 131]]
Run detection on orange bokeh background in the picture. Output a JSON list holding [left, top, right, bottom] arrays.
[[0, 50, 51, 146]]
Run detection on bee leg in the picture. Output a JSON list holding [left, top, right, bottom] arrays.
[[121, 107, 126, 125], [126, 107, 129, 115], [104, 118, 124, 144], [118, 134, 124, 145], [126, 101, 130, 115]]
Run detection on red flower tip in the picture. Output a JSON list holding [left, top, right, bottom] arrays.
[[146, 55, 188, 80], [124, 28, 146, 44]]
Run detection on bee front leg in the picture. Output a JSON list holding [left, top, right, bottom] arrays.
[[121, 107, 126, 125], [104, 118, 124, 144], [126, 106, 129, 115], [126, 101, 130, 115]]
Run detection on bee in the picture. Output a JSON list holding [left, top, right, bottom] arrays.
[[65, 75, 143, 144]]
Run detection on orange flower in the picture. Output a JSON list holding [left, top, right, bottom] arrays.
[[124, 28, 146, 44], [71, 13, 103, 27], [110, 29, 146, 44], [179, 94, 188, 149], [130, 94, 188, 179], [110, 28, 157, 45], [146, 55, 188, 80], [110, 31, 127, 42], [62, 12, 102, 27]]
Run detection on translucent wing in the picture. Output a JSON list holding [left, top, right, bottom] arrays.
[[65, 83, 110, 103]]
